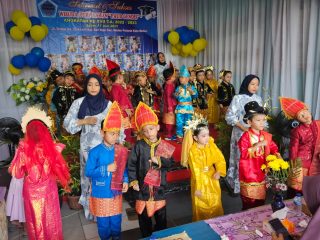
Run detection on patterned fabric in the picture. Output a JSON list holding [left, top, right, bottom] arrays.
[[279, 97, 307, 119], [135, 200, 166, 217], [103, 101, 122, 131], [225, 94, 263, 194], [89, 195, 122, 217], [217, 81, 236, 107], [194, 81, 213, 110], [206, 79, 220, 124], [154, 63, 169, 87], [134, 102, 158, 131], [52, 86, 79, 118]]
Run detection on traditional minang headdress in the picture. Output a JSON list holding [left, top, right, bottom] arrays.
[[21, 106, 52, 133], [102, 101, 122, 131], [89, 65, 103, 76], [134, 102, 158, 131], [179, 65, 190, 78], [146, 64, 157, 78], [243, 101, 269, 123], [279, 97, 308, 119], [106, 59, 121, 78]]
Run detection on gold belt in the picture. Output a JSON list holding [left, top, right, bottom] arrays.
[[178, 102, 192, 106]]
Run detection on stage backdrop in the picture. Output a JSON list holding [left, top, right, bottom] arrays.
[[36, 0, 158, 73]]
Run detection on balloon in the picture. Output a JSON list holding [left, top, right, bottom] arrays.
[[10, 26, 25, 41], [16, 17, 32, 32], [11, 10, 27, 24], [5, 21, 15, 33], [31, 47, 45, 58], [29, 16, 42, 26], [180, 31, 193, 45], [175, 26, 189, 36], [8, 64, 21, 75], [163, 31, 170, 43], [193, 38, 207, 52], [41, 24, 49, 35], [180, 52, 189, 58], [30, 25, 46, 42], [38, 57, 51, 72], [182, 43, 193, 54], [171, 45, 179, 55], [175, 42, 183, 51], [189, 30, 200, 42], [168, 31, 179, 45], [11, 55, 26, 69], [199, 38, 207, 50], [25, 53, 40, 67], [190, 50, 198, 57]]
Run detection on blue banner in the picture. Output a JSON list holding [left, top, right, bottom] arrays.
[[36, 0, 158, 73]]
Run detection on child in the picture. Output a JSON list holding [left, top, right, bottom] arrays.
[[217, 69, 235, 118], [67, 36, 77, 52], [108, 59, 134, 142], [188, 67, 196, 85], [225, 74, 263, 195], [119, 37, 127, 52], [181, 115, 226, 221], [72, 62, 86, 89], [194, 67, 214, 118], [94, 36, 104, 52], [205, 66, 220, 124], [175, 65, 198, 140], [279, 97, 320, 193], [106, 37, 115, 52], [127, 102, 175, 237], [162, 62, 177, 140], [131, 37, 139, 53], [147, 64, 162, 117], [85, 101, 128, 240], [239, 101, 279, 210]]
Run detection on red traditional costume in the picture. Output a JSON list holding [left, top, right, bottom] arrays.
[[280, 97, 320, 191], [147, 64, 161, 115]]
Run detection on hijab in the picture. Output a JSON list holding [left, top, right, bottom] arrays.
[[156, 52, 166, 66], [78, 74, 108, 119], [239, 74, 260, 96]]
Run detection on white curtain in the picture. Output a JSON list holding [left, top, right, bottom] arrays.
[[0, 0, 43, 120], [193, 0, 320, 118]]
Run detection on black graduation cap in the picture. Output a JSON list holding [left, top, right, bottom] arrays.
[[138, 5, 154, 17]]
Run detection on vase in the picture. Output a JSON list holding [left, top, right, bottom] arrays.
[[271, 192, 285, 212]]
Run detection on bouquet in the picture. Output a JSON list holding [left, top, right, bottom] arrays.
[[7, 77, 48, 105]]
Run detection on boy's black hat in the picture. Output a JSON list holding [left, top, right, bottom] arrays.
[[243, 101, 268, 123]]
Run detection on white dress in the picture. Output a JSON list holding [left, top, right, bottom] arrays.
[[6, 177, 25, 222]]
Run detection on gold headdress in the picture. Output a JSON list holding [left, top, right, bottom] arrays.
[[204, 65, 215, 72], [21, 106, 52, 133]]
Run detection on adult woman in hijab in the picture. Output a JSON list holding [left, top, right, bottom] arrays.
[[64, 74, 115, 220], [225, 75, 263, 196], [154, 52, 169, 88]]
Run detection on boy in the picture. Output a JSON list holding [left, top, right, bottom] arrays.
[[72, 62, 86, 90], [128, 102, 175, 237], [238, 101, 280, 210], [85, 101, 129, 240], [217, 69, 235, 118], [175, 65, 198, 140]]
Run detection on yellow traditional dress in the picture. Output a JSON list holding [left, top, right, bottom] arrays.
[[206, 79, 220, 123], [189, 137, 226, 221]]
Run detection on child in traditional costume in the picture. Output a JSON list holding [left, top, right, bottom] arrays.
[[217, 69, 235, 118], [279, 97, 320, 193], [72, 62, 86, 90], [128, 102, 175, 237], [162, 62, 177, 140], [239, 101, 279, 210], [174, 65, 198, 140], [9, 107, 70, 239], [181, 114, 226, 221], [205, 66, 220, 124], [147, 64, 162, 116], [85, 101, 128, 240], [225, 74, 263, 195]]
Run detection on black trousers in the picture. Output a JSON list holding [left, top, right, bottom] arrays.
[[138, 206, 167, 237]]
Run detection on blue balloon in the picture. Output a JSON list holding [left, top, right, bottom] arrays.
[[11, 55, 26, 69], [38, 57, 51, 72], [25, 53, 40, 67], [5, 21, 15, 34], [175, 26, 189, 36], [29, 16, 42, 26], [31, 47, 45, 59], [190, 30, 200, 41], [163, 31, 170, 43], [180, 30, 193, 44]]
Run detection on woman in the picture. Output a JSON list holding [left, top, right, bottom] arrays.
[[154, 52, 169, 88], [9, 108, 70, 239], [64, 74, 114, 220]]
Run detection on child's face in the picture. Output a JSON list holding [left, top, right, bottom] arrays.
[[206, 71, 214, 80], [138, 76, 147, 87], [196, 72, 205, 82], [296, 109, 312, 124], [179, 76, 189, 85], [148, 76, 155, 83], [248, 114, 266, 131], [142, 124, 159, 142], [65, 76, 74, 86], [101, 130, 120, 146], [248, 78, 259, 94], [116, 74, 124, 84], [189, 71, 196, 81], [56, 76, 65, 86], [194, 128, 210, 146], [87, 77, 101, 96], [158, 53, 165, 63], [223, 73, 232, 83]]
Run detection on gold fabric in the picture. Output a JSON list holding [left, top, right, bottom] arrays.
[[135, 200, 166, 217], [89, 195, 122, 217], [205, 79, 220, 123], [240, 181, 266, 200], [189, 137, 226, 221]]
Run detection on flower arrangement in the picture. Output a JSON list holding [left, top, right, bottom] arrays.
[[7, 77, 48, 105], [261, 154, 290, 194]]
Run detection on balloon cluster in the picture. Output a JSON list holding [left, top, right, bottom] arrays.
[[8, 47, 51, 75], [164, 26, 207, 57], [5, 10, 49, 42]]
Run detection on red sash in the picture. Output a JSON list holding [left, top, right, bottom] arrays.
[[111, 144, 128, 191]]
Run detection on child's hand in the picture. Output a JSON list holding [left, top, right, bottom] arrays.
[[258, 140, 267, 147], [213, 172, 220, 180], [122, 183, 129, 193], [107, 163, 117, 172], [149, 157, 159, 165], [195, 190, 202, 197], [133, 183, 140, 191]]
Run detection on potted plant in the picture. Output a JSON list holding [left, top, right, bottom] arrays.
[[66, 160, 82, 210]]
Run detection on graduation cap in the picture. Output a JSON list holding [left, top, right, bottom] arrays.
[[138, 5, 154, 17]]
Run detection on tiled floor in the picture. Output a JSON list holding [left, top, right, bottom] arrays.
[[7, 180, 244, 240]]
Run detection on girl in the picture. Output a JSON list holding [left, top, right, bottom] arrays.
[[182, 118, 226, 221], [225, 74, 263, 196], [217, 70, 235, 118], [205, 66, 220, 124]]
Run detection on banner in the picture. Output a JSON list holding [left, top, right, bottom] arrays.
[[36, 0, 158, 73]]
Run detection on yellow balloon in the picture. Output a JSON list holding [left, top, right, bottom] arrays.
[[8, 64, 21, 75], [41, 24, 49, 35], [30, 25, 46, 42], [182, 43, 193, 54], [180, 52, 189, 58], [175, 42, 182, 51], [199, 38, 207, 50], [193, 39, 202, 52], [171, 45, 179, 55], [11, 10, 27, 24], [10, 26, 25, 41], [168, 31, 179, 45], [17, 17, 32, 32], [190, 50, 198, 57]]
